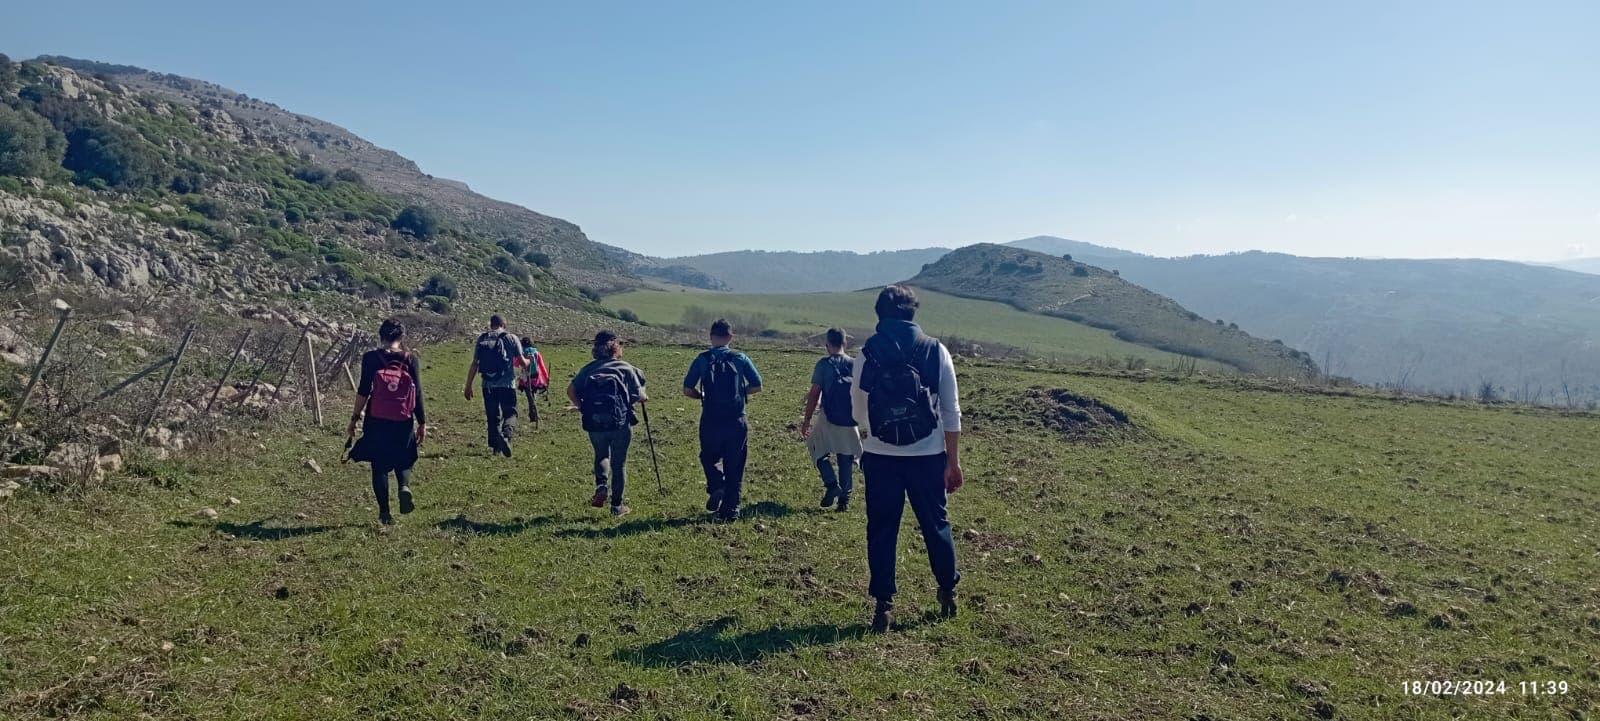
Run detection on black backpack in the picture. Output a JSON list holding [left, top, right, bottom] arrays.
[[700, 350, 744, 420], [860, 334, 940, 446], [579, 369, 631, 432], [819, 355, 856, 427], [475, 331, 513, 377]]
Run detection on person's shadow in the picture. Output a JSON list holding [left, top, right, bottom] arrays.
[[167, 518, 342, 541], [554, 501, 795, 540], [614, 616, 869, 667], [434, 514, 560, 537]]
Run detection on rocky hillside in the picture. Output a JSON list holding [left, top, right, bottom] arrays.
[[0, 55, 640, 328], [911, 245, 1319, 378]]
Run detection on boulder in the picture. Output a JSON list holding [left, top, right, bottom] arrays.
[[0, 480, 20, 499]]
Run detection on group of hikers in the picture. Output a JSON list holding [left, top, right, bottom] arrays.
[[344, 285, 963, 630]]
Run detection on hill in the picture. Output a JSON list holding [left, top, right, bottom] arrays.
[[1545, 257, 1600, 275], [0, 54, 644, 333], [1088, 253, 1600, 403], [604, 287, 1230, 371], [4, 341, 1596, 719], [909, 245, 1318, 378]]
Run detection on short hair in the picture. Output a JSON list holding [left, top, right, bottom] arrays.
[[592, 329, 621, 359], [709, 319, 732, 338], [521, 335, 535, 348], [825, 327, 846, 348], [489, 314, 505, 329], [874, 285, 919, 321], [378, 318, 405, 344]]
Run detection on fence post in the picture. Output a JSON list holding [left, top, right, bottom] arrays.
[[139, 326, 196, 439], [203, 328, 253, 416], [305, 335, 323, 426], [5, 301, 73, 434], [272, 328, 309, 402], [238, 332, 286, 409]]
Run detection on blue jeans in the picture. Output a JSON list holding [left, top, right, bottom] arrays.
[[700, 416, 748, 515], [863, 452, 959, 602], [817, 454, 855, 496], [589, 426, 632, 507]]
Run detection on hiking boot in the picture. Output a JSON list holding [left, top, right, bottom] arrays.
[[705, 490, 724, 513], [714, 509, 740, 523], [821, 486, 840, 508], [378, 510, 395, 526], [611, 504, 631, 517], [590, 487, 608, 508], [499, 439, 513, 457], [938, 588, 958, 618], [871, 600, 893, 633], [398, 486, 414, 515], [836, 495, 850, 512]]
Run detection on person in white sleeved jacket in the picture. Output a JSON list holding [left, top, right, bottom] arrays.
[[850, 285, 964, 633]]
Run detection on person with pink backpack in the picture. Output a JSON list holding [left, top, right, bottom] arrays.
[[346, 318, 427, 525]]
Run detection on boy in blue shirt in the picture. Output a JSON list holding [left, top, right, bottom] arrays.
[[683, 319, 763, 521]]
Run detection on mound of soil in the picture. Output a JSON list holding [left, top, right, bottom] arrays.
[[1022, 388, 1133, 437]]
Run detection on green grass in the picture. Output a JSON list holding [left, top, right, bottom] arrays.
[[606, 288, 1228, 371], [2, 343, 1597, 720]]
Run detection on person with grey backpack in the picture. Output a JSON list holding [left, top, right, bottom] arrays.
[[800, 327, 863, 512], [568, 330, 648, 517], [463, 315, 526, 457]]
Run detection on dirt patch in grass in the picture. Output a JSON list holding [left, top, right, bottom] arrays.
[[970, 387, 1134, 441]]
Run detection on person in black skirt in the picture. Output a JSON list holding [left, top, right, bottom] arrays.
[[346, 318, 427, 525]]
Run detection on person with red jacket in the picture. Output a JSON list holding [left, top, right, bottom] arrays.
[[518, 336, 551, 427]]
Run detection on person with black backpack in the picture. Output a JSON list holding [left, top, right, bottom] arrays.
[[346, 318, 426, 525], [852, 285, 964, 632], [800, 327, 863, 512], [682, 319, 763, 522], [463, 315, 526, 457], [567, 330, 648, 517]]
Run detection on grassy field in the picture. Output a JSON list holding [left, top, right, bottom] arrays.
[[605, 287, 1227, 371], [3, 342, 1597, 720]]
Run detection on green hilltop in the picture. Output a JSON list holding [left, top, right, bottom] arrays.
[[909, 244, 1319, 378]]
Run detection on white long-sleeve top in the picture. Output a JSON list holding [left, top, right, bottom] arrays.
[[851, 339, 961, 456]]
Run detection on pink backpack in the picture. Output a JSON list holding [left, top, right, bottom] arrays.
[[370, 353, 417, 421]]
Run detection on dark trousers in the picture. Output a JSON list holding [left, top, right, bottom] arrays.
[[522, 387, 542, 424], [371, 465, 412, 514], [862, 452, 959, 602], [699, 416, 749, 514], [482, 387, 518, 450], [588, 426, 632, 507], [817, 454, 855, 496]]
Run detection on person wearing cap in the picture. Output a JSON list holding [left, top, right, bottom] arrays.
[[566, 331, 648, 516]]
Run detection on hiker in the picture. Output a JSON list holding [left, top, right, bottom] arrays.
[[682, 319, 763, 521], [346, 318, 426, 526], [853, 285, 963, 632], [518, 336, 551, 427], [800, 327, 863, 512], [463, 315, 526, 456], [567, 330, 648, 517]]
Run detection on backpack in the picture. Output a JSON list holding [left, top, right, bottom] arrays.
[[475, 331, 513, 377], [860, 334, 940, 446], [369, 352, 417, 422], [819, 355, 856, 427], [579, 369, 631, 432], [700, 350, 744, 420], [532, 350, 549, 389]]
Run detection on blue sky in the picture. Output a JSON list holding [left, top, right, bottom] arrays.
[[5, 1, 1598, 260]]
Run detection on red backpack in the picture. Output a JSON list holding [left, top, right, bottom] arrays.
[[370, 353, 417, 422]]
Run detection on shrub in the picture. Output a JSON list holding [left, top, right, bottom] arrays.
[[1071, 266, 1090, 277], [420, 295, 452, 314], [333, 167, 364, 184], [497, 238, 528, 256], [62, 121, 168, 190], [1063, 254, 1073, 261], [524, 250, 552, 269], [616, 308, 640, 323], [0, 102, 66, 178], [185, 195, 228, 220], [578, 286, 603, 303], [491, 254, 530, 282], [391, 205, 439, 239], [418, 272, 458, 300], [293, 165, 333, 187]]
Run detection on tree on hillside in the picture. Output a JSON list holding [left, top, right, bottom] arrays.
[[1072, 265, 1090, 277], [418, 272, 458, 300], [524, 250, 552, 269], [391, 205, 439, 239], [62, 121, 167, 190], [0, 102, 66, 178], [334, 167, 364, 184]]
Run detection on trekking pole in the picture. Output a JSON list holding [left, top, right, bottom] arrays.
[[640, 402, 665, 495]]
